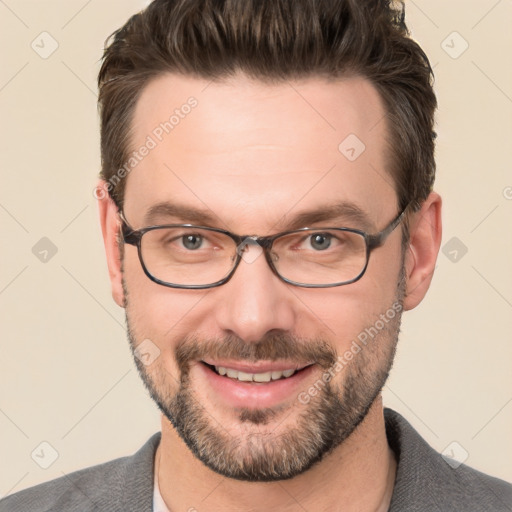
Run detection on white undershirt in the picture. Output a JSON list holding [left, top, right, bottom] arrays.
[[153, 455, 171, 512]]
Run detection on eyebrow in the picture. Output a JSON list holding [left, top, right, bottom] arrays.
[[144, 202, 219, 226], [283, 202, 376, 232], [144, 201, 376, 232]]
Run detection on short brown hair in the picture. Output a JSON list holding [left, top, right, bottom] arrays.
[[98, 0, 437, 214]]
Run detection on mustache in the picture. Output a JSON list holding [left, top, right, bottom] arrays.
[[175, 332, 338, 374]]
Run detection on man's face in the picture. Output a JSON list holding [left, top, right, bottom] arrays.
[[120, 74, 405, 481]]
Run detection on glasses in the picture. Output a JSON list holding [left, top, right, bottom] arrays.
[[120, 204, 409, 289]]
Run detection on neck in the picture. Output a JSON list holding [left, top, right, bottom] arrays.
[[156, 397, 396, 512]]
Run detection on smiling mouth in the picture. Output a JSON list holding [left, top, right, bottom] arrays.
[[201, 361, 313, 383]]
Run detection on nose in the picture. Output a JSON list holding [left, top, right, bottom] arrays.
[[214, 242, 296, 343]]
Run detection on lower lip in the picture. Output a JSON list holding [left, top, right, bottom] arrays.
[[197, 362, 316, 409]]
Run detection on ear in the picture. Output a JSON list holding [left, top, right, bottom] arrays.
[[97, 181, 125, 308], [402, 191, 442, 311]]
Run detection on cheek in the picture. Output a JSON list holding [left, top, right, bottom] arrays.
[[122, 250, 206, 345], [290, 264, 401, 349], [124, 282, 208, 382], [292, 289, 381, 340]]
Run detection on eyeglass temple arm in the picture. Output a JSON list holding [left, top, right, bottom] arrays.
[[118, 211, 141, 245], [367, 203, 411, 250]]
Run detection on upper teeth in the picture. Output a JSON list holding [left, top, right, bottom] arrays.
[[215, 366, 297, 382]]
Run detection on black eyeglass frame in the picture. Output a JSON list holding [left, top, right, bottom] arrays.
[[120, 203, 410, 289]]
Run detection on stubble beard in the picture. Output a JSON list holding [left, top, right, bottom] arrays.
[[125, 271, 405, 482]]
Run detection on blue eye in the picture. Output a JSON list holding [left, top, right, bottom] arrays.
[[309, 233, 332, 250], [181, 234, 203, 250]]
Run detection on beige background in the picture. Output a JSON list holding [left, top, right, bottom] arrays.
[[1, 0, 511, 497]]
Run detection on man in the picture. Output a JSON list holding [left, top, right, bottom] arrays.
[[1, 0, 511, 511]]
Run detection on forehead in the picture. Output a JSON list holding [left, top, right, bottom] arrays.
[[124, 73, 397, 230]]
